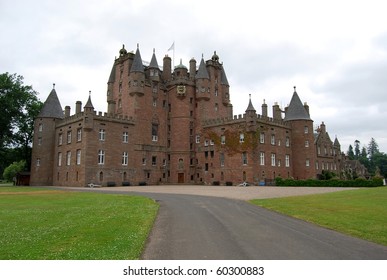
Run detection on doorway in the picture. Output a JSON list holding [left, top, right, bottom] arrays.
[[178, 173, 185, 184]]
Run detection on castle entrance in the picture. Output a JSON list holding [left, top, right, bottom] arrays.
[[178, 173, 185, 184]]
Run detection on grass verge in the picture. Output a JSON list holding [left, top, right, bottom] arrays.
[[0, 186, 159, 259], [250, 187, 387, 246]]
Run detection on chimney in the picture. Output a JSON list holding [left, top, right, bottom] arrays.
[[189, 57, 196, 80], [273, 102, 282, 120], [64, 106, 71, 118], [76, 101, 82, 114], [304, 102, 310, 116], [262, 100, 268, 117]]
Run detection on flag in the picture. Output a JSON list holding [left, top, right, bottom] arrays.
[[168, 42, 175, 51]]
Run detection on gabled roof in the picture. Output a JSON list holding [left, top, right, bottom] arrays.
[[334, 137, 341, 147], [149, 49, 159, 69], [38, 86, 64, 119], [130, 45, 144, 73], [196, 57, 209, 79], [284, 88, 311, 121]]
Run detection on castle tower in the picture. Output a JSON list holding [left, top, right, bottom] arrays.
[[30, 84, 64, 186], [129, 44, 145, 97], [245, 94, 257, 131], [284, 86, 316, 179]]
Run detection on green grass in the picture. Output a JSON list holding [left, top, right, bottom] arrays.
[[0, 187, 159, 259], [251, 187, 387, 246]]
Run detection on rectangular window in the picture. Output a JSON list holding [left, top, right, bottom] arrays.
[[76, 149, 81, 165], [305, 140, 309, 147], [204, 140, 209, 146], [196, 135, 200, 143], [98, 150, 105, 165], [260, 132, 265, 144], [260, 152, 265, 166], [67, 131, 72, 144], [306, 159, 310, 167], [242, 152, 247, 165], [285, 136, 290, 147], [221, 135, 226, 145], [152, 156, 157, 166], [240, 133, 245, 143], [285, 155, 290, 167], [38, 123, 43, 132], [271, 153, 276, 167], [142, 158, 146, 165], [304, 126, 309, 134], [58, 152, 62, 167], [122, 152, 128, 165], [99, 129, 105, 141], [152, 124, 158, 141], [220, 153, 225, 167], [271, 134, 275, 145], [77, 128, 82, 142], [66, 151, 71, 166], [36, 158, 40, 167], [58, 133, 63, 145], [123, 132, 129, 143]]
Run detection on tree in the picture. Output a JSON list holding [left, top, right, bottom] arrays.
[[367, 137, 380, 158], [347, 144, 354, 160], [354, 140, 361, 159], [0, 73, 43, 177], [2, 160, 26, 182]]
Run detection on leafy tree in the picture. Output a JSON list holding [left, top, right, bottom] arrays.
[[2, 160, 26, 182], [0, 73, 43, 177]]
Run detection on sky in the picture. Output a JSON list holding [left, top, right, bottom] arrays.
[[1, 0, 387, 152]]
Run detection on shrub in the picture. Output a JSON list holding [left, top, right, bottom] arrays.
[[275, 176, 383, 188], [3, 160, 26, 182]]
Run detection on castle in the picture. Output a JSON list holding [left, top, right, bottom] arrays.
[[30, 44, 365, 187]]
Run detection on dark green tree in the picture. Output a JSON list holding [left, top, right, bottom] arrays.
[[347, 144, 355, 160], [0, 73, 43, 177], [354, 140, 361, 159]]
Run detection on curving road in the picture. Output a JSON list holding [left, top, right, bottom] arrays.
[[54, 186, 387, 259]]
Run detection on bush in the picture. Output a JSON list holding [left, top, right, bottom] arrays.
[[3, 160, 26, 182], [275, 176, 383, 188]]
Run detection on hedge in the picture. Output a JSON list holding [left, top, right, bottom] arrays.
[[275, 177, 384, 188]]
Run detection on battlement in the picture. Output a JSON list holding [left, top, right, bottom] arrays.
[[56, 111, 135, 127], [202, 113, 289, 128]]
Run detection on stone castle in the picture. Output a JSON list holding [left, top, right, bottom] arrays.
[[30, 44, 365, 186]]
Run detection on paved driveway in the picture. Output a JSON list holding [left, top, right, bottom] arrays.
[[55, 185, 387, 259]]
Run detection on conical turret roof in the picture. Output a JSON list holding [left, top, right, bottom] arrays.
[[84, 91, 94, 109], [130, 45, 144, 73], [284, 87, 311, 121], [220, 65, 229, 86], [38, 84, 64, 119], [245, 94, 256, 112], [195, 57, 209, 79], [149, 49, 159, 69]]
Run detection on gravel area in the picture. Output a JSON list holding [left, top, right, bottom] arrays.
[[75, 185, 358, 200]]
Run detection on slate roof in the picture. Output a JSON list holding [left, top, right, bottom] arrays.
[[38, 87, 64, 119], [284, 89, 311, 121], [245, 95, 256, 112], [130, 46, 144, 73], [84, 93, 94, 109], [196, 57, 209, 79], [108, 61, 116, 83], [220, 65, 229, 86], [149, 49, 159, 69]]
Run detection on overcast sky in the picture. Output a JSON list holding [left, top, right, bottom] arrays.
[[1, 0, 387, 152]]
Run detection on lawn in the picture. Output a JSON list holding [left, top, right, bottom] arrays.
[[0, 186, 159, 260], [250, 187, 387, 246]]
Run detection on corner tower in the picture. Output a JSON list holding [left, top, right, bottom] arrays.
[[284, 87, 317, 179], [30, 84, 64, 186]]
